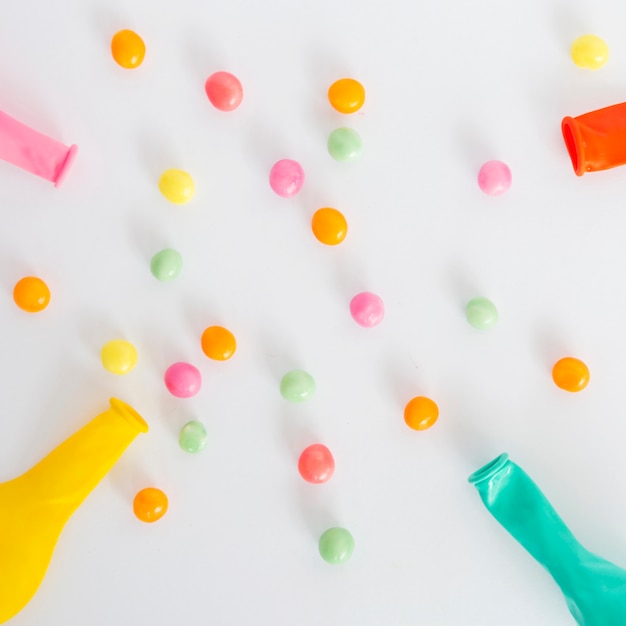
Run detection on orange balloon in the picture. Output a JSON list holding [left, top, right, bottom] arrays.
[[13, 276, 50, 312], [201, 325, 237, 361], [311, 208, 348, 245], [404, 396, 439, 431], [552, 357, 590, 392]]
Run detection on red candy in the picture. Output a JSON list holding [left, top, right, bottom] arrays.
[[298, 444, 335, 484], [205, 72, 243, 112]]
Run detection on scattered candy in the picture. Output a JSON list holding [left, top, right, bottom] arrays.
[[150, 248, 183, 281], [319, 527, 354, 564], [280, 369, 316, 402], [327, 127, 363, 162], [552, 357, 590, 392], [328, 78, 365, 114], [111, 29, 146, 69], [477, 160, 511, 196], [133, 487, 168, 523], [13, 276, 50, 313], [311, 208, 348, 245], [164, 362, 202, 398], [571, 34, 609, 70], [205, 71, 243, 111], [158, 169, 195, 204], [179, 420, 208, 453], [298, 444, 335, 483], [101, 339, 138, 375], [269, 159, 305, 198], [465, 296, 498, 330], [404, 396, 439, 431], [201, 325, 237, 360], [350, 292, 384, 327]]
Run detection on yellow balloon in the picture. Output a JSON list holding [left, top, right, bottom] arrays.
[[571, 34, 609, 69]]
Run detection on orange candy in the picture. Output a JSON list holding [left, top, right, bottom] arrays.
[[404, 396, 439, 431], [111, 29, 146, 69], [312, 208, 348, 245], [201, 325, 237, 361], [328, 78, 365, 114], [552, 357, 590, 392], [133, 487, 168, 523], [13, 277, 50, 312]]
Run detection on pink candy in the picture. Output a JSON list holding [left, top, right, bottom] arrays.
[[205, 71, 243, 112], [350, 291, 385, 327], [164, 362, 202, 398], [269, 159, 305, 198], [477, 160, 512, 196]]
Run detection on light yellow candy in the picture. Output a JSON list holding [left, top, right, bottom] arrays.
[[571, 34, 609, 69], [101, 339, 138, 375], [158, 168, 195, 204]]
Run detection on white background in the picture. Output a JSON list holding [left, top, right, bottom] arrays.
[[1, 0, 626, 624]]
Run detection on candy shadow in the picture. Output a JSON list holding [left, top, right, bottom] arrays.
[[295, 486, 338, 541], [550, 5, 588, 53], [529, 323, 571, 374], [278, 404, 318, 465], [136, 131, 182, 186], [452, 122, 496, 178]]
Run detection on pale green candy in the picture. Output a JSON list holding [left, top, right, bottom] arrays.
[[319, 527, 354, 564], [465, 296, 498, 330], [179, 420, 208, 453], [327, 128, 363, 162], [151, 248, 183, 281], [280, 369, 316, 402]]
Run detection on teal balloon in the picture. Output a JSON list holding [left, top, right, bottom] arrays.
[[469, 454, 626, 625]]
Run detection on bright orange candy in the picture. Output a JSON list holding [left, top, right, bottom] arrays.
[[133, 487, 168, 523], [13, 276, 50, 312], [552, 357, 590, 392], [328, 78, 365, 114], [404, 396, 439, 431], [312, 207, 348, 245], [111, 29, 146, 69], [201, 325, 237, 361]]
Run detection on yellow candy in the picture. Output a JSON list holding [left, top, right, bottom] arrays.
[[158, 169, 195, 204], [101, 340, 138, 375], [111, 29, 146, 69], [571, 35, 609, 69]]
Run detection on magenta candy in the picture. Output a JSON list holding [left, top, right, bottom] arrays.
[[269, 159, 305, 198], [477, 160, 512, 196], [164, 362, 202, 398], [298, 444, 335, 484], [204, 71, 243, 112], [350, 292, 385, 328]]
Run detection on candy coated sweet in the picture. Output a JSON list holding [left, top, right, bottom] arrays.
[[151, 248, 183, 281], [13, 276, 50, 312], [280, 369, 316, 402], [328, 128, 363, 162], [164, 362, 202, 398], [404, 396, 439, 431], [298, 444, 335, 483], [328, 78, 365, 114], [205, 71, 243, 111], [269, 159, 305, 198], [179, 421, 208, 453], [571, 35, 609, 69], [201, 325, 237, 360], [465, 296, 498, 330], [552, 357, 590, 392], [477, 160, 511, 196], [111, 29, 146, 69], [133, 487, 168, 523], [350, 292, 384, 327], [319, 527, 354, 564], [159, 169, 195, 204], [101, 340, 138, 375], [312, 208, 348, 245]]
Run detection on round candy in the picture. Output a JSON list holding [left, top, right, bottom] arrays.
[[350, 292, 384, 327], [13, 276, 50, 313], [465, 296, 498, 330], [404, 396, 439, 431], [101, 339, 138, 375], [328, 78, 365, 114], [319, 527, 354, 564], [158, 169, 195, 204], [477, 160, 511, 196], [269, 159, 305, 198], [164, 362, 202, 398], [111, 29, 146, 69], [280, 369, 316, 402], [312, 208, 348, 245], [205, 71, 243, 111], [298, 444, 335, 483], [328, 128, 363, 162], [571, 35, 609, 69], [151, 248, 183, 281], [201, 325, 237, 360], [179, 420, 208, 453], [133, 487, 168, 523], [552, 357, 590, 392]]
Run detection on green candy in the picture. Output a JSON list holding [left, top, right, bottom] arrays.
[[151, 248, 183, 281], [179, 421, 208, 453], [465, 296, 498, 330], [319, 527, 354, 564], [327, 128, 363, 162], [280, 369, 316, 403]]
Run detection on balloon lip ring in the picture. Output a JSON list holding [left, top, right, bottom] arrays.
[[109, 398, 149, 433], [54, 144, 78, 188], [561, 117, 585, 176], [468, 453, 509, 485]]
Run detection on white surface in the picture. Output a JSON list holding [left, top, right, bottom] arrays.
[[1, 1, 626, 624]]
